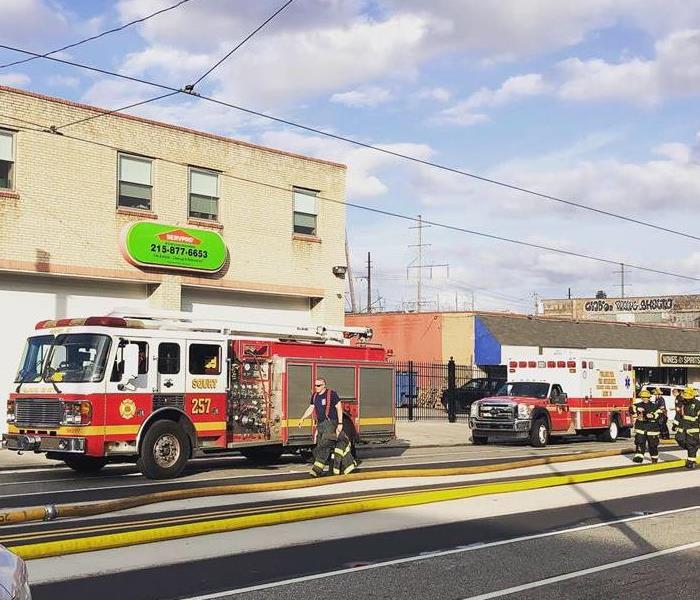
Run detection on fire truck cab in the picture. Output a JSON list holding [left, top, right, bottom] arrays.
[[469, 357, 635, 447], [2, 311, 395, 479]]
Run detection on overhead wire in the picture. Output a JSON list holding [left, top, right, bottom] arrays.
[[53, 0, 296, 131], [2, 111, 699, 285], [0, 42, 697, 243], [0, 0, 196, 70]]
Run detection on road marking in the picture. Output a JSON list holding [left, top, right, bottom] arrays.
[[180, 505, 700, 599], [460, 540, 700, 599]]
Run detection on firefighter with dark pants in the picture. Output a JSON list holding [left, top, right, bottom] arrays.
[[298, 377, 344, 477], [631, 390, 661, 464], [652, 387, 669, 440], [672, 386, 700, 470]]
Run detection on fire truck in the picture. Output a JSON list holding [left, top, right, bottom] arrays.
[[2, 311, 395, 479], [468, 357, 635, 447]]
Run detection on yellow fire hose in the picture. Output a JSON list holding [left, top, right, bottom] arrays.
[[0, 446, 666, 527]]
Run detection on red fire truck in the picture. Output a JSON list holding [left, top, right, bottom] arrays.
[[468, 357, 635, 447], [2, 311, 394, 479]]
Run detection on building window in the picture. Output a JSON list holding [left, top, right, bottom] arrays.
[[189, 168, 219, 221], [0, 130, 15, 189], [118, 154, 152, 210], [293, 187, 318, 236]]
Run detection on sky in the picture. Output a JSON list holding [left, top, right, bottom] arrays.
[[2, 0, 700, 313]]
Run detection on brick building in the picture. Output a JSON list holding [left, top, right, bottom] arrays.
[[0, 85, 348, 427]]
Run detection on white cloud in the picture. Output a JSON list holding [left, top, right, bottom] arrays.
[[435, 73, 550, 126], [47, 75, 80, 88], [557, 29, 700, 103], [0, 0, 71, 48], [414, 87, 451, 102], [0, 72, 30, 87], [258, 129, 434, 199], [330, 87, 393, 108]]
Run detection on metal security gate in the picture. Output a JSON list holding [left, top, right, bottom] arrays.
[[392, 360, 486, 421]]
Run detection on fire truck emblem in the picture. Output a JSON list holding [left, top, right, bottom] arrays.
[[119, 398, 137, 420]]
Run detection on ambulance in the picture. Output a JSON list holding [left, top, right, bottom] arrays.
[[469, 357, 635, 447], [2, 311, 395, 479]]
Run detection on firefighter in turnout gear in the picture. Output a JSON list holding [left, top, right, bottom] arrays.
[[672, 386, 700, 470], [653, 387, 669, 440], [631, 390, 661, 463], [298, 378, 346, 477]]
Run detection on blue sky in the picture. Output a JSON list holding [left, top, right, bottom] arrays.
[[2, 0, 700, 312]]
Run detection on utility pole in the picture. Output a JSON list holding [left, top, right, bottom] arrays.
[[533, 292, 540, 316], [613, 262, 627, 298], [568, 287, 572, 299], [366, 252, 372, 313], [407, 215, 449, 312], [345, 233, 357, 313]]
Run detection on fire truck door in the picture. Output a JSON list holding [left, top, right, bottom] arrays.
[[185, 341, 227, 423], [155, 340, 185, 394]]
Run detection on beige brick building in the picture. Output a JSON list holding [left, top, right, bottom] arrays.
[[0, 85, 348, 425]]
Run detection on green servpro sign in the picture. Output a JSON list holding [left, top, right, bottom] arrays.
[[121, 222, 227, 273]]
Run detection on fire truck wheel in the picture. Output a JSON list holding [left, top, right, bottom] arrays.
[[138, 420, 190, 479], [530, 417, 549, 447], [63, 456, 108, 473], [240, 446, 284, 464], [598, 417, 620, 443], [472, 435, 488, 445]]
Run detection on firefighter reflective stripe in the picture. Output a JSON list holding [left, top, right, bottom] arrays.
[[344, 462, 356, 475], [683, 415, 698, 421], [313, 460, 325, 469], [634, 453, 644, 459], [687, 428, 700, 433], [634, 429, 660, 436]]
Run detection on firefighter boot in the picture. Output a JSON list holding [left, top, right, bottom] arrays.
[[632, 452, 644, 464], [685, 459, 697, 470]]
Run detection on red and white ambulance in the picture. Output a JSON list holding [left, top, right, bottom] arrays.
[[2, 311, 394, 478], [469, 357, 635, 447]]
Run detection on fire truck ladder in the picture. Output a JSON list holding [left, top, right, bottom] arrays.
[[108, 308, 372, 344]]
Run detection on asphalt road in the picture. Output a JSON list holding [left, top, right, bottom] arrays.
[[0, 439, 634, 509], [28, 489, 700, 600]]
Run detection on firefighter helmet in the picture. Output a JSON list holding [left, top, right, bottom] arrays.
[[639, 390, 651, 399], [682, 386, 697, 400], [653, 387, 662, 395]]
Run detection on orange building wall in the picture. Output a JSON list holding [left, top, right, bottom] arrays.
[[346, 312, 444, 362]]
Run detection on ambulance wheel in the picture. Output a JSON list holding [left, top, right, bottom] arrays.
[[138, 420, 190, 479], [472, 435, 488, 445], [63, 456, 107, 473], [599, 417, 620, 443], [240, 446, 284, 464], [530, 418, 549, 447]]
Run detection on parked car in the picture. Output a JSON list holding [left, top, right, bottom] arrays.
[[441, 377, 506, 412], [0, 545, 31, 600]]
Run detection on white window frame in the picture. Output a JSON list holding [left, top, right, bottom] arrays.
[[188, 167, 220, 222], [0, 129, 16, 191], [293, 187, 319, 237], [117, 153, 153, 211]]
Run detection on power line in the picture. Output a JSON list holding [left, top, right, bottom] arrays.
[[191, 0, 295, 87], [3, 109, 700, 284], [0, 42, 697, 243], [53, 0, 296, 132], [0, 0, 196, 70]]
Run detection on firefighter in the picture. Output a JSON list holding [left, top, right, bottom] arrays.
[[671, 386, 700, 470], [631, 390, 662, 463], [298, 378, 344, 477], [652, 387, 669, 440]]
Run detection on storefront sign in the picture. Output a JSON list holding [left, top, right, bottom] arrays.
[[584, 297, 674, 313], [121, 222, 227, 273], [660, 353, 700, 366]]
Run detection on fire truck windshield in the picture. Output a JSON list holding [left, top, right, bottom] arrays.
[[41, 334, 112, 383], [497, 382, 550, 399], [14, 335, 55, 383]]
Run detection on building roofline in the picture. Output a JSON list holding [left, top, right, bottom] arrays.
[[543, 293, 697, 301], [348, 309, 700, 334], [0, 85, 347, 170]]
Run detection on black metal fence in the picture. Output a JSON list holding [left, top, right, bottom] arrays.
[[392, 359, 484, 421]]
